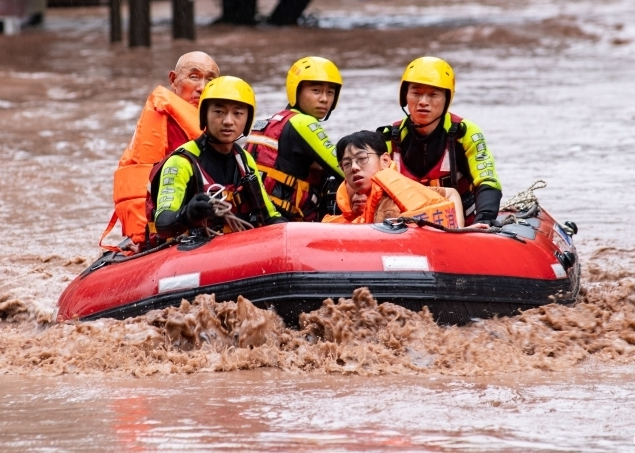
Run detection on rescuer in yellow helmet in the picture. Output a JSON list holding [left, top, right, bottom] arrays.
[[245, 56, 345, 222], [148, 76, 284, 240], [377, 56, 503, 226]]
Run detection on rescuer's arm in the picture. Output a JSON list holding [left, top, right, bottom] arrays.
[[459, 120, 503, 224], [153, 154, 202, 238], [243, 151, 285, 224], [288, 114, 344, 179], [472, 185, 502, 225]]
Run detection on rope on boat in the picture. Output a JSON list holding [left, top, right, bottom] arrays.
[[500, 180, 547, 212], [396, 181, 548, 235], [202, 190, 254, 237], [88, 236, 182, 270], [390, 217, 526, 243], [497, 180, 547, 227], [98, 183, 553, 269], [395, 217, 498, 234]]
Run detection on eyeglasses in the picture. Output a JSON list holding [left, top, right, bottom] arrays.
[[338, 151, 379, 172]]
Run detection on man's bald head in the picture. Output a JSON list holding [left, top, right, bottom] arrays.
[[169, 51, 220, 107]]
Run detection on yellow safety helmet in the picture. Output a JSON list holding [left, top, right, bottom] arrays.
[[286, 56, 343, 116], [199, 76, 256, 136], [399, 56, 455, 109]]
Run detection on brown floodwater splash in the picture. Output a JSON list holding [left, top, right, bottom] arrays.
[[1, 259, 633, 377]]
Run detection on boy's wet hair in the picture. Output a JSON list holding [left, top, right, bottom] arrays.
[[336, 130, 388, 162]]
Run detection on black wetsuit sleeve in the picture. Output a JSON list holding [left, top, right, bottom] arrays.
[[473, 185, 503, 224], [155, 208, 188, 238]]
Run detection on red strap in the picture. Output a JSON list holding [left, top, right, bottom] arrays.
[[98, 211, 123, 253]]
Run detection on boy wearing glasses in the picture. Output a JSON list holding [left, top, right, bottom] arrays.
[[323, 130, 464, 226]]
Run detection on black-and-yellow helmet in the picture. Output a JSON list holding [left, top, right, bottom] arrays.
[[399, 56, 455, 109], [286, 56, 343, 117], [199, 76, 256, 136]]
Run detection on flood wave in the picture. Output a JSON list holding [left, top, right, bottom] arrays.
[[2, 250, 634, 377]]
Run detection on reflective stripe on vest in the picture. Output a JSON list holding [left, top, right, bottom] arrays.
[[245, 134, 279, 151]]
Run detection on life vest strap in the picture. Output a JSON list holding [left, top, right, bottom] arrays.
[[257, 164, 300, 192], [147, 220, 158, 235], [257, 164, 312, 217], [246, 134, 279, 150], [269, 194, 301, 217], [423, 175, 451, 187], [99, 211, 121, 252], [98, 211, 135, 255], [447, 121, 460, 187]]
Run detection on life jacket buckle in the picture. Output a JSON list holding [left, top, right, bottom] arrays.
[[438, 175, 452, 187], [391, 126, 400, 141]]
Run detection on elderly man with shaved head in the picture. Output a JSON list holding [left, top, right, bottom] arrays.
[[169, 51, 221, 108], [101, 51, 220, 251]]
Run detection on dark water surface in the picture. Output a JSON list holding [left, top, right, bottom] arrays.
[[1, 0, 634, 451]]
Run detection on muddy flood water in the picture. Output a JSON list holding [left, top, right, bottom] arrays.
[[1, 0, 635, 451]]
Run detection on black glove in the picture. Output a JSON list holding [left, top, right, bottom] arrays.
[[473, 218, 502, 227], [265, 215, 288, 225], [185, 193, 214, 223]]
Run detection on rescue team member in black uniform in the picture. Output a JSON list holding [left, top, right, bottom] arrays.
[[245, 56, 344, 221], [378, 57, 503, 226], [148, 76, 284, 240]]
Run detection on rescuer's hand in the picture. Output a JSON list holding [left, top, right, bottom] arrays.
[[265, 215, 288, 225], [468, 222, 492, 230], [472, 218, 502, 228], [185, 193, 214, 222]]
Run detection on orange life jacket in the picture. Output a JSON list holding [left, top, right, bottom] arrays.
[[100, 86, 201, 250], [384, 113, 475, 224], [322, 167, 458, 228]]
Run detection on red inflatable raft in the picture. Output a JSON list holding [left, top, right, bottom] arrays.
[[55, 208, 579, 326]]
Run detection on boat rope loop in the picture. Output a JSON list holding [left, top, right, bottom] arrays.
[[203, 184, 254, 237], [500, 179, 547, 212], [394, 216, 498, 234], [87, 236, 183, 271], [391, 217, 526, 243]]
